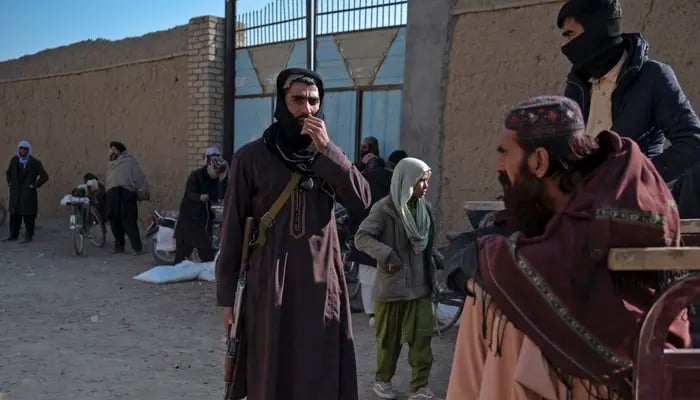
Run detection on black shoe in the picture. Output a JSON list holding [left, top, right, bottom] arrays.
[[1, 236, 18, 242], [19, 237, 33, 244]]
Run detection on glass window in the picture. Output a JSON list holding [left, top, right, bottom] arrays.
[[286, 40, 307, 69], [315, 36, 353, 89], [234, 97, 273, 151], [373, 27, 406, 86], [323, 91, 357, 160], [361, 90, 402, 160], [235, 49, 262, 96]]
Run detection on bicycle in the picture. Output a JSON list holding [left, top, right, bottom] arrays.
[[66, 186, 106, 255], [431, 266, 465, 336]]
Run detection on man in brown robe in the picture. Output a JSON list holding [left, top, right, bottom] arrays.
[[444, 96, 690, 399], [216, 68, 371, 400]]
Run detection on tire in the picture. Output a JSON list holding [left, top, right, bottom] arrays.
[[72, 228, 84, 255], [151, 236, 176, 265], [87, 206, 106, 248], [432, 282, 465, 336]]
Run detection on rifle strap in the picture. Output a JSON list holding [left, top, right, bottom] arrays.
[[251, 172, 302, 248]]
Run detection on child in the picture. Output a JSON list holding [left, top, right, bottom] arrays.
[[354, 157, 442, 400]]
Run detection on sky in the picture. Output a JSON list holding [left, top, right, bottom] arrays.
[[0, 0, 261, 62]]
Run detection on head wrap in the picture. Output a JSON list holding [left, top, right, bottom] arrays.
[[272, 68, 325, 151], [557, 0, 625, 78], [109, 141, 127, 153], [387, 150, 408, 166], [263, 68, 325, 175], [390, 157, 432, 254], [17, 140, 31, 167], [204, 146, 222, 164]]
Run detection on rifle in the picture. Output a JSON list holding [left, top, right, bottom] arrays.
[[223, 217, 255, 400]]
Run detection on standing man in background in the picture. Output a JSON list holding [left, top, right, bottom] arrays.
[[558, 0, 700, 184], [3, 140, 49, 243], [105, 141, 149, 255]]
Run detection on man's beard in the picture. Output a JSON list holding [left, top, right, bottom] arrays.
[[109, 153, 118, 161], [499, 164, 552, 237]]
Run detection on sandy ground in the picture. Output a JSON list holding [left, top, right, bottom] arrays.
[[0, 217, 457, 400]]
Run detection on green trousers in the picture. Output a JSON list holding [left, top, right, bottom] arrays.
[[375, 296, 434, 392]]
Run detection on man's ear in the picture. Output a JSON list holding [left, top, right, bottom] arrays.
[[529, 148, 550, 178]]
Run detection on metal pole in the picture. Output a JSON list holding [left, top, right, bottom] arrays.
[[223, 0, 236, 163], [306, 0, 316, 70]]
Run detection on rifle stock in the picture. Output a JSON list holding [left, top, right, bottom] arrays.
[[223, 216, 255, 400]]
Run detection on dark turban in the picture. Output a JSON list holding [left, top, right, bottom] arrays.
[[263, 68, 325, 174], [109, 141, 127, 153]]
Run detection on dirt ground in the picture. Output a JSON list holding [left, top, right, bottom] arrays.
[[0, 217, 457, 400]]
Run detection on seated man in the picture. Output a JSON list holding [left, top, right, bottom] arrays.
[[445, 96, 690, 399]]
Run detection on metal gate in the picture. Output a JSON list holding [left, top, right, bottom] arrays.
[[225, 0, 408, 161]]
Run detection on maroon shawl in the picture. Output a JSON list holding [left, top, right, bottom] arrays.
[[478, 131, 690, 398]]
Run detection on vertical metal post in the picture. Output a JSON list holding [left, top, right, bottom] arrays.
[[223, 0, 236, 162], [354, 90, 363, 161], [306, 0, 316, 70]]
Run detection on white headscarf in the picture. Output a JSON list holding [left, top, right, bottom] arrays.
[[17, 140, 32, 168], [204, 146, 222, 165], [390, 157, 432, 254]]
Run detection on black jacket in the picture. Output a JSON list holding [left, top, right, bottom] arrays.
[[6, 156, 49, 215], [174, 167, 223, 248], [565, 33, 700, 182]]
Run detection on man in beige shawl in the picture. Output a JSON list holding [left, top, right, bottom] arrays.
[[105, 141, 149, 255], [355, 157, 442, 400]]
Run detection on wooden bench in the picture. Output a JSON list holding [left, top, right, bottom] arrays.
[[609, 245, 700, 400]]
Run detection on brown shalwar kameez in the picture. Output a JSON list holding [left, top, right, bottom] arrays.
[[216, 138, 370, 400]]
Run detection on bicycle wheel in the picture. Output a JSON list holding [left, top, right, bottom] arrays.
[[432, 281, 465, 336], [72, 227, 85, 255], [86, 206, 106, 248]]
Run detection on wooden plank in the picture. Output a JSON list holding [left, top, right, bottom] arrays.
[[681, 219, 700, 234], [608, 247, 700, 271], [463, 201, 504, 211]]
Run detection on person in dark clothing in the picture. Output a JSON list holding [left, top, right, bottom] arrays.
[[3, 140, 49, 243], [173, 147, 228, 264], [216, 68, 370, 400], [357, 136, 384, 171], [558, 0, 700, 185], [105, 141, 149, 255], [558, 0, 700, 347], [351, 151, 394, 323], [386, 150, 408, 170]]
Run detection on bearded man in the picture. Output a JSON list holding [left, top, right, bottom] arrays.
[[173, 147, 228, 264], [105, 141, 149, 255], [444, 96, 690, 399], [216, 68, 371, 400]]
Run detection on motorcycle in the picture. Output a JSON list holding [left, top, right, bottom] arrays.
[[145, 204, 224, 265]]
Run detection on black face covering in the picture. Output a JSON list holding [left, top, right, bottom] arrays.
[[558, 0, 625, 79], [562, 32, 625, 79], [263, 68, 326, 174], [271, 68, 325, 152]]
